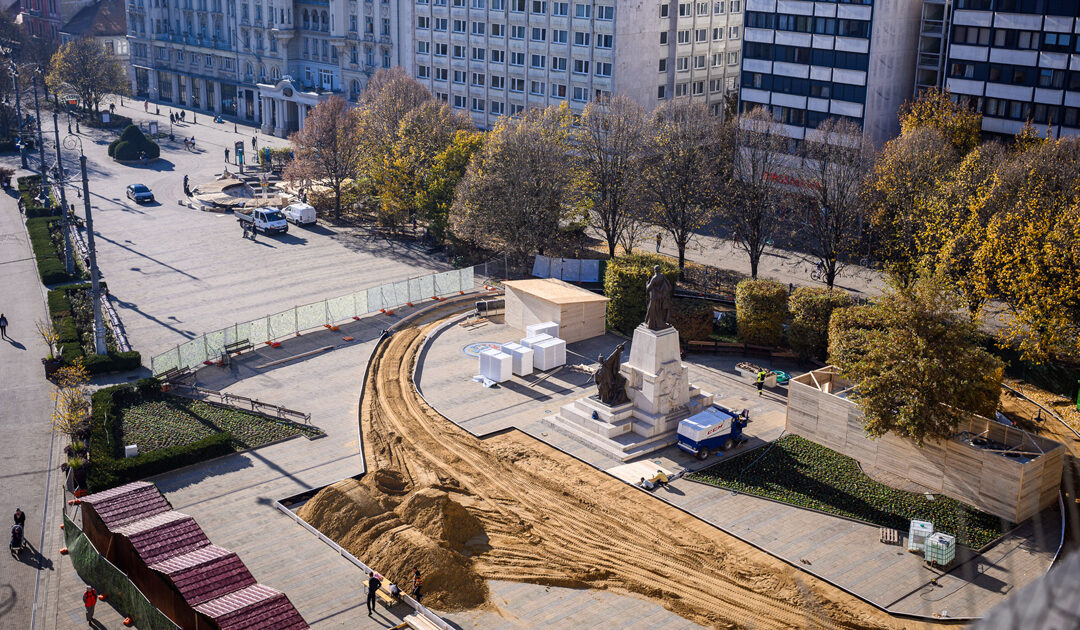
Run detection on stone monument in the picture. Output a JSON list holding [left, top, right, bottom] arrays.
[[548, 266, 713, 461]]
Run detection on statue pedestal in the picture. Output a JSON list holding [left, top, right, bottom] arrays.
[[547, 325, 712, 461]]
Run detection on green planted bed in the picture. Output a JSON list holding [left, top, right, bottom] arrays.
[[120, 397, 323, 453], [687, 434, 1010, 549]]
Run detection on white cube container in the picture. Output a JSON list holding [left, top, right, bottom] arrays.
[[924, 532, 955, 566], [526, 321, 559, 339], [478, 348, 512, 383], [124, 445, 139, 458], [533, 337, 567, 371], [500, 342, 534, 377], [908, 520, 934, 552], [520, 333, 554, 349]]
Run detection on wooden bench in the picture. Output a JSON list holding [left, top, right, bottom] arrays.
[[224, 339, 253, 355], [402, 613, 442, 630], [375, 586, 400, 608], [155, 366, 193, 383]]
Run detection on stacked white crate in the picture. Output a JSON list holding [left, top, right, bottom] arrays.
[[500, 342, 534, 377], [520, 333, 553, 349], [526, 321, 559, 339], [478, 348, 512, 383], [532, 336, 567, 370]]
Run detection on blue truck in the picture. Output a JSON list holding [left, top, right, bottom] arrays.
[[676, 405, 749, 460]]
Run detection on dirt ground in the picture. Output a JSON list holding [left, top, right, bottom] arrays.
[[302, 302, 954, 629]]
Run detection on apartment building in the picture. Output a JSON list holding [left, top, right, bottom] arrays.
[[738, 0, 923, 146], [397, 0, 743, 128], [127, 0, 398, 135], [940, 0, 1080, 138]]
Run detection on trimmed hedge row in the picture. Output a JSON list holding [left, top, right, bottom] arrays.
[[604, 253, 680, 335], [46, 283, 141, 373], [735, 278, 788, 347], [668, 298, 715, 342], [87, 385, 234, 491], [788, 287, 854, 362], [27, 217, 79, 285]]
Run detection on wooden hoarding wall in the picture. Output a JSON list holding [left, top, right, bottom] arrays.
[[785, 368, 1064, 524]]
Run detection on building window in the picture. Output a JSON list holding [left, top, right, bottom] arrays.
[[573, 85, 589, 101], [530, 80, 545, 95], [657, 85, 667, 99], [574, 2, 589, 18], [472, 97, 485, 111]]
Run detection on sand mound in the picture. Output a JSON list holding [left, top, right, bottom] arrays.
[[298, 480, 488, 610], [396, 488, 485, 550]]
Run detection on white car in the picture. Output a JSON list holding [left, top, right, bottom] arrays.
[[283, 202, 316, 226]]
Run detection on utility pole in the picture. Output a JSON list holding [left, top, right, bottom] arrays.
[[79, 152, 107, 355], [11, 62, 27, 168], [52, 112, 73, 274], [32, 74, 49, 210]]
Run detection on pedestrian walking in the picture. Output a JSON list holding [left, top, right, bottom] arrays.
[[655, 232, 663, 253], [225, 148, 230, 163], [251, 135, 257, 151], [756, 370, 767, 397], [240, 220, 249, 239], [190, 136, 196, 149], [411, 567, 423, 603], [365, 570, 381, 615], [183, 174, 190, 196], [13, 507, 24, 527], [83, 586, 97, 625], [109, 103, 115, 114], [143, 100, 149, 113], [0, 313, 8, 340]]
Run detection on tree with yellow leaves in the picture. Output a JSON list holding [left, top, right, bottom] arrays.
[[898, 88, 982, 155], [52, 360, 90, 437]]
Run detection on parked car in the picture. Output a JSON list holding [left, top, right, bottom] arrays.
[[283, 202, 316, 226], [126, 184, 154, 203]]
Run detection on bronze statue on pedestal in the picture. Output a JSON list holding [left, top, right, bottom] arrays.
[[645, 265, 672, 331], [595, 343, 629, 406]]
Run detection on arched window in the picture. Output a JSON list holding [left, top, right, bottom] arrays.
[[271, 66, 280, 80], [320, 11, 328, 31]]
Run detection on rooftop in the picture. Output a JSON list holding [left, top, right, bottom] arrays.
[[60, 0, 126, 37], [194, 584, 309, 630], [503, 278, 608, 305], [80, 481, 172, 528], [114, 510, 211, 566], [149, 545, 257, 606]]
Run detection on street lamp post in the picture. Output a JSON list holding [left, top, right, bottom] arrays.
[[11, 62, 27, 168], [52, 112, 73, 274], [65, 135, 106, 355], [32, 74, 50, 211]]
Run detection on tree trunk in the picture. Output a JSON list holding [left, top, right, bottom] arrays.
[[677, 239, 687, 280], [607, 233, 617, 259], [749, 253, 760, 279], [334, 186, 342, 219]]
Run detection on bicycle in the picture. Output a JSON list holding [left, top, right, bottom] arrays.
[[810, 265, 826, 283]]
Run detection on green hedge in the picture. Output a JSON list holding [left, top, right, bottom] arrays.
[[87, 385, 234, 491], [735, 278, 789, 347], [108, 125, 160, 161], [45, 283, 140, 372], [787, 287, 854, 361], [82, 350, 142, 374], [26, 217, 78, 284], [604, 253, 679, 335], [669, 298, 715, 342]]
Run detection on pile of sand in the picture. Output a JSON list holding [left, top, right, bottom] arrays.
[[298, 478, 488, 611]]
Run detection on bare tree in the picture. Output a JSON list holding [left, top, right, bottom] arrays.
[[284, 96, 363, 219], [641, 100, 719, 278], [46, 38, 127, 114], [451, 103, 576, 262], [576, 95, 647, 259], [720, 106, 789, 279], [794, 117, 873, 288]]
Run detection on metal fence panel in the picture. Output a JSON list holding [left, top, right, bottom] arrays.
[[178, 337, 207, 369], [151, 348, 180, 376], [366, 286, 384, 312], [393, 280, 410, 307], [268, 308, 296, 339], [204, 330, 226, 359], [296, 302, 326, 332], [250, 316, 270, 345], [415, 275, 435, 301], [433, 271, 456, 296], [327, 295, 354, 324], [460, 267, 475, 291], [353, 290, 368, 316]]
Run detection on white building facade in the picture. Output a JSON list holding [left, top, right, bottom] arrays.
[[942, 0, 1080, 138], [738, 0, 923, 146]]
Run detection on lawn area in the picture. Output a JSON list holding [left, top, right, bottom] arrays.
[[120, 396, 323, 453], [687, 434, 1011, 549]]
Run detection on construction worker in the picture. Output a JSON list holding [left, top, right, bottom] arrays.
[[411, 567, 423, 603], [655, 231, 663, 253], [756, 370, 767, 397], [83, 586, 97, 625]]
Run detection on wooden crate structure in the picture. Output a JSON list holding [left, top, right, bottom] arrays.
[[786, 367, 1064, 524], [503, 278, 609, 344]]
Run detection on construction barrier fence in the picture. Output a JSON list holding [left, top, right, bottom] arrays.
[[63, 513, 180, 630]]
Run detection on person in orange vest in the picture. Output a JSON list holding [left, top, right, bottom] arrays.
[[411, 567, 423, 603], [83, 586, 97, 625]]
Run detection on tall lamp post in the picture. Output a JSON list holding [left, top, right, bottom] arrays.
[[52, 112, 73, 274], [32, 73, 50, 211], [11, 62, 27, 168], [63, 135, 106, 356]]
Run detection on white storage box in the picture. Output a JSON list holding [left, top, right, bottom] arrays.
[[124, 445, 139, 458], [500, 342, 534, 377], [526, 321, 559, 339], [520, 333, 554, 349], [908, 520, 934, 552], [478, 348, 512, 383], [924, 532, 955, 566], [533, 336, 567, 371]]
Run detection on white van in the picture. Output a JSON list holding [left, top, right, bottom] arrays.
[[284, 202, 317, 226]]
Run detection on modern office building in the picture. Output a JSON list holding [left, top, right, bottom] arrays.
[[738, 0, 923, 146], [398, 0, 744, 128], [939, 0, 1080, 138], [126, 0, 400, 135]]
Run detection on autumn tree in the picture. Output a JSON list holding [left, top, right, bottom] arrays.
[[899, 88, 982, 155], [284, 96, 363, 219], [371, 100, 474, 231], [795, 117, 872, 288], [450, 103, 576, 261], [973, 137, 1080, 361], [52, 361, 90, 436], [46, 38, 127, 114], [828, 273, 1003, 445], [719, 106, 789, 279], [641, 100, 718, 277], [417, 130, 483, 244], [576, 95, 647, 259], [358, 68, 433, 166]]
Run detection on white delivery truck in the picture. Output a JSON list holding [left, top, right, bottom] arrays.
[[676, 405, 749, 460], [236, 206, 289, 234], [284, 202, 316, 226]]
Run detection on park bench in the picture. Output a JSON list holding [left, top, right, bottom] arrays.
[[224, 339, 253, 355], [155, 366, 193, 383], [376, 586, 401, 608]]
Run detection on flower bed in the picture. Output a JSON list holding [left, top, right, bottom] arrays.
[[687, 434, 1009, 549], [119, 397, 323, 453], [46, 283, 139, 373]]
